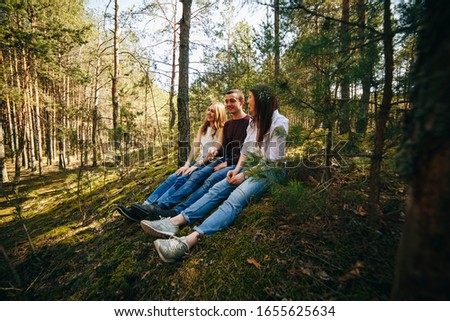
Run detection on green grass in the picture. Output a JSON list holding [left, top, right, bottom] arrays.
[[0, 157, 404, 300]]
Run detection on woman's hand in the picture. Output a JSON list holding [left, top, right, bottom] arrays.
[[207, 147, 218, 160], [184, 166, 199, 176], [226, 170, 244, 185], [176, 164, 189, 175]]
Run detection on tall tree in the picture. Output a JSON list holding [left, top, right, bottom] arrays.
[[112, 0, 121, 156], [274, 0, 280, 80], [355, 0, 372, 134], [338, 0, 351, 135], [368, 0, 394, 217], [0, 123, 8, 183], [169, 0, 178, 130], [392, 0, 450, 300], [91, 37, 103, 168], [177, 0, 192, 165]]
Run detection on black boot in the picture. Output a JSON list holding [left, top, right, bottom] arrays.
[[131, 203, 161, 220], [155, 208, 177, 218], [116, 205, 141, 222], [131, 203, 176, 220]]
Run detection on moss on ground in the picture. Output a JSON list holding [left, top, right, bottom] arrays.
[[0, 157, 404, 300]]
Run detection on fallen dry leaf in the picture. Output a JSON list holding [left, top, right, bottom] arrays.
[[338, 261, 364, 282], [338, 268, 360, 282], [247, 257, 261, 269], [354, 206, 367, 216], [288, 267, 312, 276], [315, 270, 330, 280]]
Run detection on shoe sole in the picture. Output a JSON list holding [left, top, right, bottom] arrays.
[[140, 221, 175, 238], [116, 207, 139, 222], [153, 240, 177, 263]]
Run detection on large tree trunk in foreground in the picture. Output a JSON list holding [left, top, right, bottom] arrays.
[[392, 0, 450, 300]]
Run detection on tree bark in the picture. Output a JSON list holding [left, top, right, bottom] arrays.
[[12, 48, 23, 183], [392, 0, 450, 300], [2, 50, 16, 158], [23, 49, 37, 172], [169, 0, 178, 130], [274, 0, 280, 80], [112, 0, 121, 155], [34, 72, 43, 176], [355, 0, 371, 134], [177, 0, 192, 165], [368, 0, 393, 217], [0, 124, 9, 183], [92, 52, 101, 168], [339, 0, 351, 135]]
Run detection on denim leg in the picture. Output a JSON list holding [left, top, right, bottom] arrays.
[[144, 172, 178, 205], [175, 165, 236, 213], [181, 178, 239, 225], [194, 177, 269, 237], [155, 172, 191, 205], [157, 163, 216, 209], [153, 160, 206, 205]]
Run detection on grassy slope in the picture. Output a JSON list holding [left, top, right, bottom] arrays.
[[0, 157, 405, 300]]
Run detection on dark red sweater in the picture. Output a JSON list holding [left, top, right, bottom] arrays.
[[218, 115, 251, 166]]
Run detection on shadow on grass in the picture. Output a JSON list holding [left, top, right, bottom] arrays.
[[0, 162, 404, 301]]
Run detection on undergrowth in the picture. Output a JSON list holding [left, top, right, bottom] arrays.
[[0, 157, 405, 300]]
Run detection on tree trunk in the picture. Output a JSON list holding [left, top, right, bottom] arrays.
[[169, 0, 178, 130], [58, 113, 66, 170], [274, 0, 280, 80], [177, 0, 192, 165], [58, 62, 66, 170], [112, 0, 121, 156], [65, 72, 71, 166], [23, 50, 37, 172], [339, 0, 351, 135], [2, 50, 16, 158], [14, 111, 25, 185], [392, 0, 450, 300], [45, 108, 52, 165], [13, 47, 26, 178], [356, 0, 369, 134], [11, 50, 20, 166], [368, 0, 393, 218], [0, 124, 9, 183], [92, 54, 101, 167], [34, 72, 43, 176]]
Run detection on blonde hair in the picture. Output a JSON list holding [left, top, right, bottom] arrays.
[[200, 102, 227, 138]]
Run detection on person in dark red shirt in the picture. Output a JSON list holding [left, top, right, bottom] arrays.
[[121, 89, 250, 221]]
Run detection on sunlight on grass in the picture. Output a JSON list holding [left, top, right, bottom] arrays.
[[0, 154, 405, 300]]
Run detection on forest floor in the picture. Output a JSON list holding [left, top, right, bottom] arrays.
[[0, 155, 406, 300]]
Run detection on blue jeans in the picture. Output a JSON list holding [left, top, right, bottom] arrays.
[[156, 159, 222, 209], [175, 165, 236, 213], [144, 172, 178, 205], [144, 160, 204, 205], [182, 169, 284, 237]]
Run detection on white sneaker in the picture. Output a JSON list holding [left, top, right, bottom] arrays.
[[140, 217, 179, 238], [154, 236, 189, 263]]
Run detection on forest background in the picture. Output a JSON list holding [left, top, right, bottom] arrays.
[[1, 0, 448, 300]]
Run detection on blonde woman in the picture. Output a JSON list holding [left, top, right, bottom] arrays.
[[116, 102, 227, 221], [143, 84, 289, 263]]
